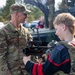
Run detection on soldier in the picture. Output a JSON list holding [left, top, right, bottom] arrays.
[[23, 13, 75, 75], [0, 3, 33, 75]]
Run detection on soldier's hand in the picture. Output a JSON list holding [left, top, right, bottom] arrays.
[[23, 55, 31, 65]]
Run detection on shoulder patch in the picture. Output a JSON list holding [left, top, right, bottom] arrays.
[[57, 44, 64, 51]]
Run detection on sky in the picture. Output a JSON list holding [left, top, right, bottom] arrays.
[[0, 0, 62, 9], [0, 0, 6, 7], [55, 0, 62, 10]]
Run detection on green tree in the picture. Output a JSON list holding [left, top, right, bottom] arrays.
[[26, 15, 34, 23], [26, 6, 44, 23], [30, 7, 43, 20], [1, 0, 15, 21], [0, 16, 4, 22], [24, 0, 55, 28], [59, 0, 69, 10]]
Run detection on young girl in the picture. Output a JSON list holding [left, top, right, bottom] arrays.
[[23, 13, 75, 75]]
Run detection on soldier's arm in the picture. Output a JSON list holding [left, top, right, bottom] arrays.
[[27, 29, 33, 41], [22, 25, 33, 41], [0, 30, 10, 75]]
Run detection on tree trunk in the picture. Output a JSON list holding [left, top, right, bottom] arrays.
[[48, 0, 55, 29], [44, 14, 49, 28]]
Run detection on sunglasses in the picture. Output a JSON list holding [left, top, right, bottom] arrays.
[[23, 13, 28, 18], [23, 13, 27, 16]]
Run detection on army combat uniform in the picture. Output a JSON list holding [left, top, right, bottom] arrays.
[[0, 22, 33, 75]]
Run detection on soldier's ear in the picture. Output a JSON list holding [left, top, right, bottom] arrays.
[[62, 24, 67, 31], [15, 12, 19, 18]]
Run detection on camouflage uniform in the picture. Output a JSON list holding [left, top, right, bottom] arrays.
[[0, 22, 33, 75]]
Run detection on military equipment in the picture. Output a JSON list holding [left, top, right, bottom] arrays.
[[23, 28, 59, 56], [23, 40, 57, 56], [23, 45, 49, 56], [29, 28, 60, 46]]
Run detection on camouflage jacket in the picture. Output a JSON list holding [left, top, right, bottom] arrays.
[[0, 22, 32, 75]]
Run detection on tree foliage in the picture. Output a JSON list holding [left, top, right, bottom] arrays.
[[58, 0, 75, 10], [26, 6, 44, 23], [0, 0, 55, 29], [24, 0, 55, 28], [1, 0, 15, 21], [0, 16, 4, 22], [58, 0, 69, 10], [0, 0, 43, 23], [24, 0, 49, 28]]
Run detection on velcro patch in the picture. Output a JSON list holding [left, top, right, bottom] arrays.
[[57, 44, 64, 51]]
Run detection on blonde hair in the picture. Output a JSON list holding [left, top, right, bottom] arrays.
[[53, 13, 75, 35]]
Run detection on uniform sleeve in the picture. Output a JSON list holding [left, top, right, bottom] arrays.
[[0, 30, 10, 75], [25, 44, 71, 75], [27, 29, 33, 41], [22, 25, 33, 41]]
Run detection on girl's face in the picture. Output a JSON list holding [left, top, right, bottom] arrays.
[[54, 24, 65, 41]]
